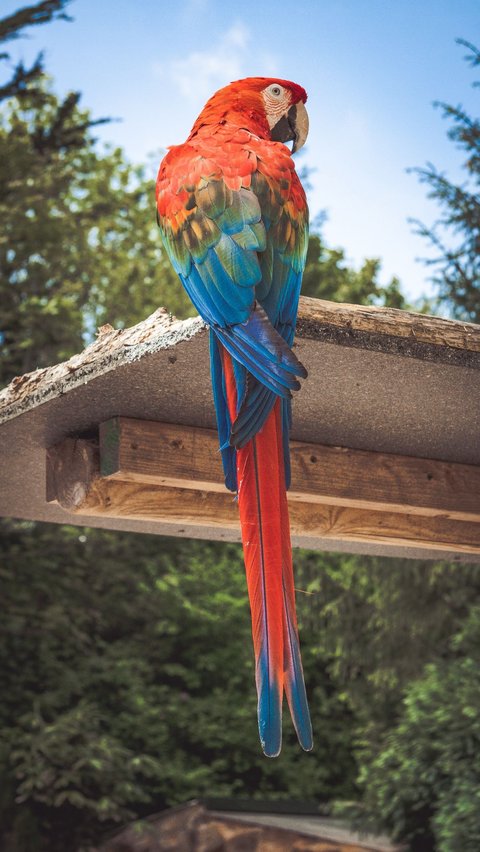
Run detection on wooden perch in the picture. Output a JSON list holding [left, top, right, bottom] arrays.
[[98, 418, 480, 522], [47, 418, 480, 555], [2, 297, 479, 427], [2, 295, 478, 560]]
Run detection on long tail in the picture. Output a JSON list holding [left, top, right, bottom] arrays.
[[221, 346, 313, 757]]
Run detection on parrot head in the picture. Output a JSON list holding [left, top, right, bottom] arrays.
[[190, 77, 309, 153]]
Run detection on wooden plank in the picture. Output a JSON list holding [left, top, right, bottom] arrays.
[[46, 442, 480, 554], [297, 296, 480, 353], [99, 418, 480, 522], [47, 435, 480, 555]]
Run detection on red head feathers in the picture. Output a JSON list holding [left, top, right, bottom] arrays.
[[189, 77, 309, 153]]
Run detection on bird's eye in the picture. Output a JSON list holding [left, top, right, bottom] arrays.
[[269, 85, 282, 97]]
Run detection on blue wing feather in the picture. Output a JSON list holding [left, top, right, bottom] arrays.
[[209, 331, 237, 491], [231, 381, 276, 448], [159, 167, 307, 488]]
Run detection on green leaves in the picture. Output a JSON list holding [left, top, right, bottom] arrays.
[[301, 234, 408, 309], [11, 701, 155, 819], [0, 84, 193, 386], [0, 1, 72, 104], [0, 523, 357, 850], [358, 613, 480, 851]]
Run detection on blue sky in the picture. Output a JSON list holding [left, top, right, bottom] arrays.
[[3, 0, 479, 302]]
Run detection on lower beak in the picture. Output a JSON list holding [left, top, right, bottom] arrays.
[[270, 101, 309, 153]]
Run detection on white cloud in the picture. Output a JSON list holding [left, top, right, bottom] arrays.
[[154, 23, 253, 101], [171, 23, 249, 99]]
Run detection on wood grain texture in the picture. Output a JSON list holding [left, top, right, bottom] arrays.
[[99, 418, 480, 522], [297, 296, 480, 353], [47, 425, 480, 555], [53, 476, 480, 555]]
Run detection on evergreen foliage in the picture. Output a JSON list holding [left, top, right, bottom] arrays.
[[358, 610, 480, 852], [302, 234, 407, 309], [0, 522, 356, 851], [410, 40, 480, 322], [0, 1, 72, 103], [0, 86, 192, 385]]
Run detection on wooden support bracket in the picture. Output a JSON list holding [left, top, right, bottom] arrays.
[[46, 417, 480, 555]]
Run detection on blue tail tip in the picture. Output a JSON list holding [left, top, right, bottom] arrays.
[[261, 737, 282, 759], [259, 721, 282, 758]]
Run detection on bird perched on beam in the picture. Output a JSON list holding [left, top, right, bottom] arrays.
[[156, 77, 312, 757]]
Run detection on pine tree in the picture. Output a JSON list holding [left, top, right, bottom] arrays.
[[410, 40, 480, 322]]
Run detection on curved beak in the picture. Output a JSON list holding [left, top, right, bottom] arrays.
[[291, 100, 309, 153], [270, 100, 309, 153]]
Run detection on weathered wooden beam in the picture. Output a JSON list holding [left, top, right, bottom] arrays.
[[99, 418, 480, 523], [3, 298, 480, 429], [46, 432, 480, 555], [297, 296, 480, 354]]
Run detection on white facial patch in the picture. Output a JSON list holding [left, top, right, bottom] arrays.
[[261, 84, 292, 129]]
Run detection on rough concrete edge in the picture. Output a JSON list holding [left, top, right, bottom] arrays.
[[0, 311, 206, 425]]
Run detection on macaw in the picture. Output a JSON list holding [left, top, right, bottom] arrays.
[[156, 77, 312, 757]]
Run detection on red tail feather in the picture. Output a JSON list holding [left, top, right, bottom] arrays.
[[275, 405, 313, 750], [221, 346, 312, 755]]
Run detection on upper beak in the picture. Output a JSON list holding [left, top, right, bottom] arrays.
[[270, 101, 309, 153], [291, 100, 309, 153]]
